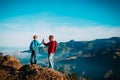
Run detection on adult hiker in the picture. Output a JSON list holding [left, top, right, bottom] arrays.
[[29, 35, 42, 64], [42, 35, 57, 69]]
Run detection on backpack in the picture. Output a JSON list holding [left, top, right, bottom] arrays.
[[30, 40, 37, 50], [54, 41, 57, 51]]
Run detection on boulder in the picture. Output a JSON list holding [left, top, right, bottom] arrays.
[[19, 64, 66, 80], [1, 55, 22, 70]]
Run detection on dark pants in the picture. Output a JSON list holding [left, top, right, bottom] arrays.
[[30, 50, 37, 64]]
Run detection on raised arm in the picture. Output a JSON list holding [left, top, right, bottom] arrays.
[[43, 42, 49, 46], [42, 38, 49, 46], [36, 40, 43, 47]]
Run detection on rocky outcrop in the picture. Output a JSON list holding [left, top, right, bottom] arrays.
[[0, 55, 67, 80], [0, 55, 23, 70], [19, 64, 66, 80]]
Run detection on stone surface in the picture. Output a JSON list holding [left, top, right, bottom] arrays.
[[1, 55, 23, 70], [0, 55, 67, 80]]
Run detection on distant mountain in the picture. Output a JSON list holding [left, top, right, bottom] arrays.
[[54, 37, 120, 80], [56, 37, 120, 55]]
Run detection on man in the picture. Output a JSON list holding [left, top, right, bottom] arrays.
[[42, 35, 57, 69], [29, 35, 42, 64]]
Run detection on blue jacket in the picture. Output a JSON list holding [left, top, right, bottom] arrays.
[[29, 40, 42, 53]]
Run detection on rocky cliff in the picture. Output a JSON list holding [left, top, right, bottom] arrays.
[[0, 55, 67, 80]]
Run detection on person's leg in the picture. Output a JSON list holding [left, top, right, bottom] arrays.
[[30, 50, 34, 64], [33, 50, 37, 64], [34, 52, 37, 64], [48, 55, 51, 68], [48, 53, 54, 69]]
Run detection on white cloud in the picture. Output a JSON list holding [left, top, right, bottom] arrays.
[[0, 23, 120, 47], [0, 15, 120, 47]]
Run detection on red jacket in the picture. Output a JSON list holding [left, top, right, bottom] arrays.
[[44, 41, 56, 54]]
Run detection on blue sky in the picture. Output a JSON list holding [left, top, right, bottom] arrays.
[[0, 0, 120, 47]]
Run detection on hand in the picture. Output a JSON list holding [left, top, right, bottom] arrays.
[[42, 38, 44, 43]]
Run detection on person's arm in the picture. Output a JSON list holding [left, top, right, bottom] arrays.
[[42, 39, 49, 46], [43, 42, 49, 46], [36, 40, 43, 47], [38, 42, 43, 47]]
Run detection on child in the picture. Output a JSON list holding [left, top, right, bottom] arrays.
[[42, 35, 57, 69], [29, 35, 42, 64]]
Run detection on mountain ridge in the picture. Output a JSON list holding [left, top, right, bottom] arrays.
[[54, 37, 120, 80]]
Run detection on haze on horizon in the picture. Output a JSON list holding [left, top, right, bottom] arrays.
[[0, 0, 120, 47]]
